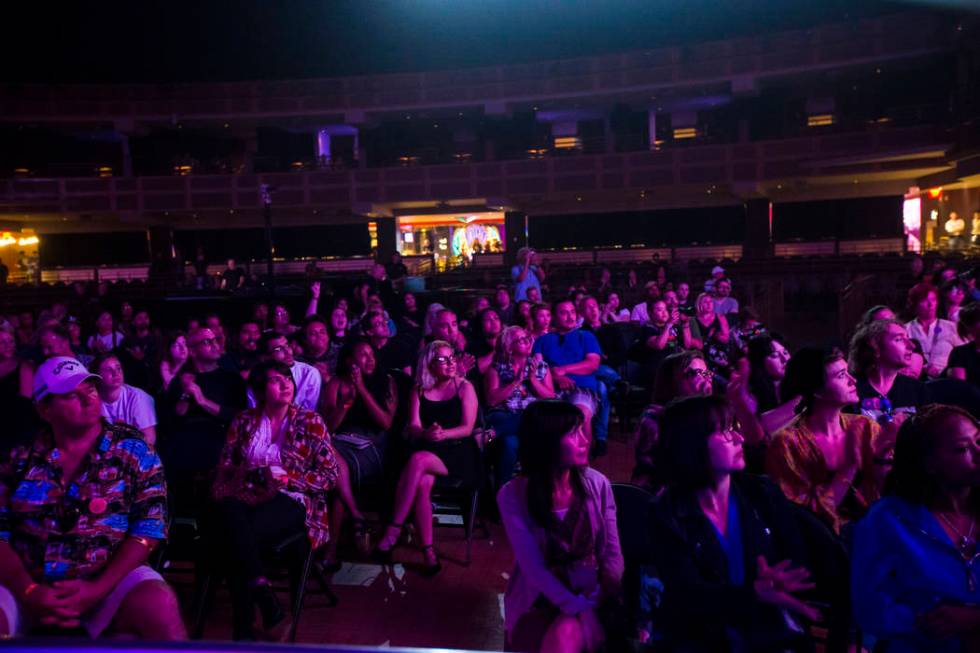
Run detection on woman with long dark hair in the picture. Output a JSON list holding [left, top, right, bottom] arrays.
[[321, 340, 396, 493], [747, 334, 790, 414], [853, 404, 980, 652], [498, 400, 623, 653]]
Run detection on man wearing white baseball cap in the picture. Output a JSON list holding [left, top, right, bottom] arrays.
[[0, 357, 184, 639], [704, 265, 726, 293]]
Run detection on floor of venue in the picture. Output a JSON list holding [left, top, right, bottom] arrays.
[[173, 424, 635, 650]]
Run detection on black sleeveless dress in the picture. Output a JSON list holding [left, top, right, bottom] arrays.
[[408, 384, 481, 488]]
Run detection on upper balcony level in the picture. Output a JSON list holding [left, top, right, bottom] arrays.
[[0, 123, 952, 225], [0, 11, 962, 123]]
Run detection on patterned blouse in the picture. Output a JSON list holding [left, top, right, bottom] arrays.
[[213, 406, 340, 549], [765, 412, 881, 533], [0, 422, 168, 582], [490, 358, 550, 412]]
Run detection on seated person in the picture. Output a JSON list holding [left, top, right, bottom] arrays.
[[691, 292, 730, 377], [249, 332, 321, 413], [905, 283, 963, 379], [375, 340, 478, 575], [629, 281, 662, 325], [528, 303, 552, 345], [426, 308, 475, 377], [363, 309, 415, 376], [532, 300, 604, 452], [93, 353, 157, 445], [296, 315, 333, 385], [633, 350, 713, 491], [231, 321, 262, 380], [158, 327, 248, 517], [848, 319, 924, 423], [630, 299, 696, 382], [746, 334, 791, 414], [852, 404, 980, 652], [0, 356, 184, 639], [466, 308, 503, 377], [485, 326, 556, 488], [948, 302, 980, 386], [0, 328, 33, 400], [212, 360, 340, 641], [766, 347, 897, 533], [497, 401, 622, 653], [158, 331, 188, 391], [320, 340, 396, 493], [649, 395, 846, 652]]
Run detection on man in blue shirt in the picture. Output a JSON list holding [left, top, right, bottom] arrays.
[[511, 247, 545, 302], [532, 300, 609, 455]]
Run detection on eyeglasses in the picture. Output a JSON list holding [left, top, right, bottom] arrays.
[[684, 368, 713, 380], [270, 345, 290, 354], [433, 355, 456, 365], [191, 337, 218, 348], [716, 425, 743, 443]]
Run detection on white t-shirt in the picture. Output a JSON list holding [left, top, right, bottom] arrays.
[[630, 302, 651, 325], [101, 384, 157, 431], [87, 331, 126, 352]]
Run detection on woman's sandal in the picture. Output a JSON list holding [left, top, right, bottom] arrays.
[[420, 544, 442, 577], [372, 522, 403, 564]]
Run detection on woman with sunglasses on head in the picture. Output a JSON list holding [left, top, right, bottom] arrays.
[[374, 340, 479, 575], [212, 360, 339, 640], [498, 400, 623, 653], [648, 395, 847, 652], [766, 347, 899, 534], [852, 404, 980, 653], [485, 325, 556, 488]]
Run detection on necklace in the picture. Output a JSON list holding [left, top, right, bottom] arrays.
[[936, 511, 977, 558]]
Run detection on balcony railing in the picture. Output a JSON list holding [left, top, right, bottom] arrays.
[[0, 125, 946, 216]]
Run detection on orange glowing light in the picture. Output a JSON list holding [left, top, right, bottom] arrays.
[[927, 187, 943, 199]]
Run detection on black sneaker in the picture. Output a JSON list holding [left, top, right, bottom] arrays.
[[591, 440, 608, 457]]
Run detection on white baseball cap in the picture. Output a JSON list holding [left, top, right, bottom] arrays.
[[711, 265, 725, 276], [33, 356, 101, 402]]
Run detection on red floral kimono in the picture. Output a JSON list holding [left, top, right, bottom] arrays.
[[213, 406, 340, 549]]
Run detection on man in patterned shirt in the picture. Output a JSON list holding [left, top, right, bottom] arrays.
[[0, 356, 184, 639]]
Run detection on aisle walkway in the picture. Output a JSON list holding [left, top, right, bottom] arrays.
[[187, 428, 636, 649]]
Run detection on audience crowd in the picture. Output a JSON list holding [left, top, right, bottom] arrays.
[[0, 248, 978, 651]]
